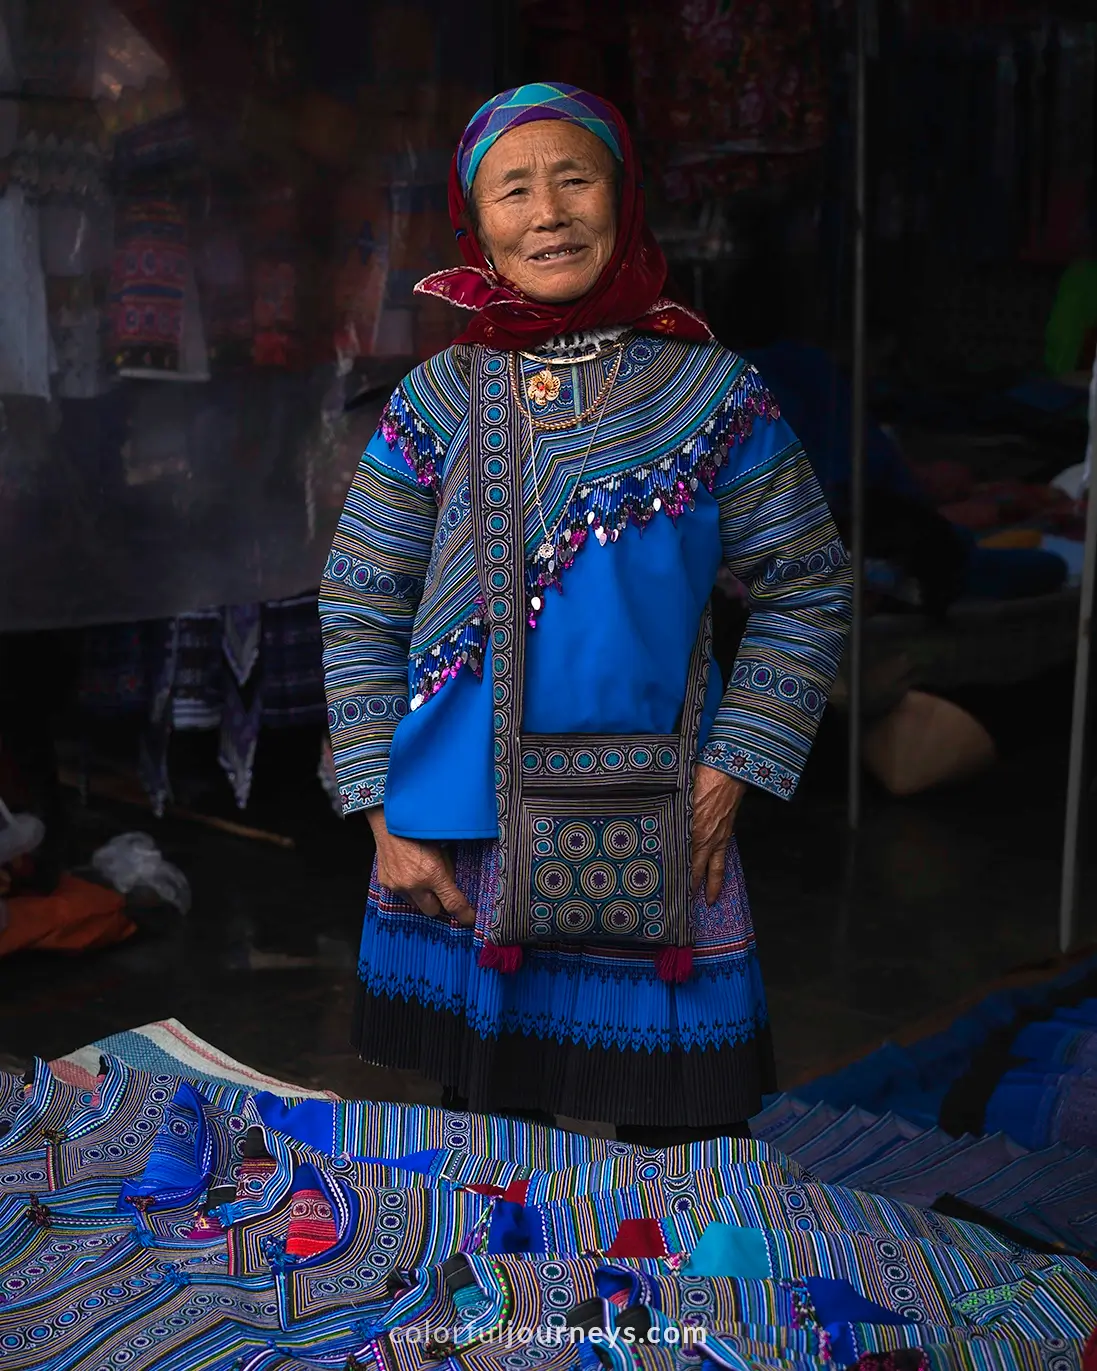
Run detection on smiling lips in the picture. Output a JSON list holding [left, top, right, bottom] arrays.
[[529, 244, 587, 262]]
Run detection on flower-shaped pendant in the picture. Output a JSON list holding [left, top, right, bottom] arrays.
[[527, 367, 562, 407]]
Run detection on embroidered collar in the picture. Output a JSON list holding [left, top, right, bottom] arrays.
[[530, 326, 631, 361]]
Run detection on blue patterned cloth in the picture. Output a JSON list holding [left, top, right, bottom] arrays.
[[4, 1052, 1097, 1368], [986, 998, 1097, 1151], [457, 82, 623, 192]]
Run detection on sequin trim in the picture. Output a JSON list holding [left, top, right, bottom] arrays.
[[387, 358, 778, 714], [381, 389, 446, 498], [408, 611, 486, 712], [524, 371, 780, 620]]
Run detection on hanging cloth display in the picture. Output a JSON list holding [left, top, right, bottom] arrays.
[[0, 188, 52, 399], [109, 198, 209, 380]]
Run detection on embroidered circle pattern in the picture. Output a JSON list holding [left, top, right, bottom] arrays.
[[479, 353, 516, 938], [525, 814, 667, 942]]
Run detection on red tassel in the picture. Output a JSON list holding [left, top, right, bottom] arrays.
[[655, 945, 693, 983], [477, 943, 524, 974]]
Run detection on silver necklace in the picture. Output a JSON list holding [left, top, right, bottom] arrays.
[[516, 354, 619, 566]]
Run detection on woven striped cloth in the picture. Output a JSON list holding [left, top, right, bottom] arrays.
[[47, 1017, 338, 1099], [0, 1029, 1094, 1370]]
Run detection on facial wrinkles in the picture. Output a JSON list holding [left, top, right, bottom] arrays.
[[473, 121, 618, 304]]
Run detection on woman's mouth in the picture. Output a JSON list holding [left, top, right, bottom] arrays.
[[530, 245, 586, 262]]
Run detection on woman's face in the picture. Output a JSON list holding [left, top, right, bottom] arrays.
[[471, 120, 618, 304]]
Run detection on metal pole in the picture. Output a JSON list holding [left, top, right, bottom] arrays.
[[848, 0, 868, 831], [1058, 353, 1097, 952]]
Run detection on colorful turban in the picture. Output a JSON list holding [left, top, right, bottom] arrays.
[[456, 82, 623, 193]]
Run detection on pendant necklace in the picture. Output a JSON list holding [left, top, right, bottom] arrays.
[[514, 351, 622, 569], [512, 343, 625, 431]]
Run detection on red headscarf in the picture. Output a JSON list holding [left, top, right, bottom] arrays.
[[414, 86, 712, 352]]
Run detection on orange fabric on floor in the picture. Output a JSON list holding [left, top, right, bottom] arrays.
[[0, 875, 135, 957], [978, 528, 1044, 549]]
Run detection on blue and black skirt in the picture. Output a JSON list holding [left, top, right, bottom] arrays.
[[353, 839, 774, 1127]]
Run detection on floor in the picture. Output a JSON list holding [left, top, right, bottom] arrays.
[[0, 678, 1093, 1120]]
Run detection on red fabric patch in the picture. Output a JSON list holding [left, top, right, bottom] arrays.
[[606, 1218, 667, 1258], [465, 1179, 529, 1203], [285, 1187, 338, 1258], [185, 1211, 225, 1242]]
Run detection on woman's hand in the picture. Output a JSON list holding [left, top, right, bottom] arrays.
[[690, 765, 747, 905], [367, 810, 476, 926]]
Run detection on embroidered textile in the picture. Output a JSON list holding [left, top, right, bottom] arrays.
[[321, 333, 851, 821], [468, 345, 713, 964], [1, 1051, 1097, 1370], [353, 838, 772, 1125], [629, 0, 829, 203], [109, 199, 188, 374]]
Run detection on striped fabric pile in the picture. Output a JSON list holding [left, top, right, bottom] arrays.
[[752, 1094, 1097, 1264], [1, 1028, 1095, 1369]]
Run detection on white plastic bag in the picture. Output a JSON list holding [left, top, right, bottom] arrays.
[[0, 799, 45, 867], [91, 833, 191, 915]]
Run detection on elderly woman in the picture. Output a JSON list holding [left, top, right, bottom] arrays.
[[321, 84, 851, 1145]]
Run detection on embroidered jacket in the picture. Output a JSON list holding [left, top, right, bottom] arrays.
[[320, 333, 851, 827]]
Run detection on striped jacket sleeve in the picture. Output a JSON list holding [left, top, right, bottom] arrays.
[[319, 430, 437, 815], [703, 416, 852, 799]]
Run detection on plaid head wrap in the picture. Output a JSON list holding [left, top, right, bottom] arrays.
[[457, 83, 623, 194]]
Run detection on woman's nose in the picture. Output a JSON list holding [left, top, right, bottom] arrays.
[[530, 183, 570, 229]]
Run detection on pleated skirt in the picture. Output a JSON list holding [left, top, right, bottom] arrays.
[[352, 837, 775, 1127]]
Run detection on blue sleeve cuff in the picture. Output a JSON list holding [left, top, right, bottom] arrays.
[[699, 740, 801, 800], [338, 772, 387, 816]]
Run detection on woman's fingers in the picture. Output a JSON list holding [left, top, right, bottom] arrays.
[[705, 844, 726, 905], [408, 881, 471, 924], [376, 831, 476, 925], [398, 850, 475, 926], [690, 840, 710, 897], [435, 847, 477, 926], [410, 887, 444, 918], [433, 874, 477, 926], [690, 766, 746, 901]]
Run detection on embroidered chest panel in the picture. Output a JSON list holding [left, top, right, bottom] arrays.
[[379, 336, 778, 711]]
